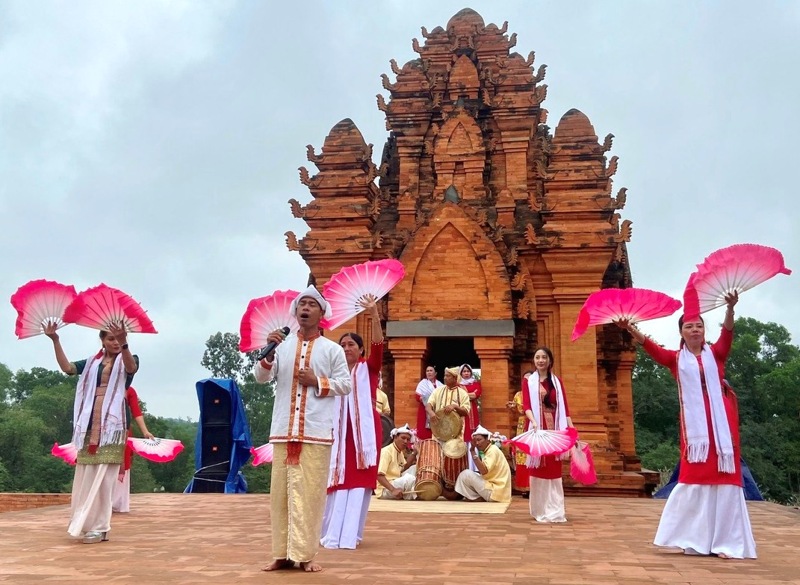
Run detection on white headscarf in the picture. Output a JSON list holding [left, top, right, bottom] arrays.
[[472, 424, 491, 437], [290, 285, 333, 319], [459, 363, 476, 385], [391, 423, 413, 437]]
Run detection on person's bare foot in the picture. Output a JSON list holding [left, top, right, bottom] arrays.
[[716, 553, 732, 559], [262, 559, 294, 571], [299, 561, 323, 572]]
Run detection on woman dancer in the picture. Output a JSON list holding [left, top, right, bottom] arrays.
[[414, 365, 442, 440], [524, 347, 575, 522], [615, 291, 756, 559], [459, 363, 482, 441], [320, 296, 383, 549], [112, 386, 154, 513], [45, 322, 139, 543]]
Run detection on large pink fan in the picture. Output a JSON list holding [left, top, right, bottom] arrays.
[[127, 437, 184, 463], [51, 442, 78, 465], [504, 427, 578, 458], [250, 443, 274, 466], [239, 290, 300, 352], [570, 441, 598, 485], [321, 259, 405, 330], [63, 284, 157, 333], [690, 244, 792, 314], [571, 288, 682, 341], [10, 279, 77, 339]]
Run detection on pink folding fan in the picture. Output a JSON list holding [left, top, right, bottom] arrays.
[[504, 427, 578, 458], [10, 279, 77, 339], [63, 284, 157, 333], [570, 441, 598, 485], [239, 290, 300, 353], [571, 288, 682, 341], [250, 443, 274, 466], [127, 437, 184, 463], [690, 243, 792, 314], [321, 259, 405, 330], [51, 442, 78, 465]]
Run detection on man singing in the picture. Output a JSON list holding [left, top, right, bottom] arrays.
[[254, 286, 351, 573]]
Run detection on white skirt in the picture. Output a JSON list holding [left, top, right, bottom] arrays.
[[319, 488, 372, 549], [68, 463, 120, 537], [112, 469, 130, 513], [529, 477, 566, 523], [654, 483, 757, 559]]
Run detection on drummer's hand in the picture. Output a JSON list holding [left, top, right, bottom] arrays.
[[430, 413, 439, 424], [391, 487, 403, 499], [443, 405, 455, 414], [406, 451, 417, 464]]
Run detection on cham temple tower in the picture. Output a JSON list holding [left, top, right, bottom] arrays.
[[284, 8, 656, 496]]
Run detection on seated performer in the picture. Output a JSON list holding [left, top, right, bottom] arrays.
[[376, 424, 417, 500], [454, 425, 512, 504]]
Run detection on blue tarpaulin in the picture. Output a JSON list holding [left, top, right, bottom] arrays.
[[654, 457, 764, 501], [184, 378, 252, 494]]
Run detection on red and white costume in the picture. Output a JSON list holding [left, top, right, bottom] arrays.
[[524, 371, 570, 522], [459, 363, 482, 442], [642, 326, 756, 559], [321, 341, 383, 549], [111, 386, 143, 513], [414, 377, 442, 440]]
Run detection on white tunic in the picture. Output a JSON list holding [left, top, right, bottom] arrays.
[[254, 332, 351, 445]]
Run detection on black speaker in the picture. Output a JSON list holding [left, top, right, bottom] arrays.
[[201, 386, 231, 425], [200, 423, 232, 469], [190, 470, 227, 493]]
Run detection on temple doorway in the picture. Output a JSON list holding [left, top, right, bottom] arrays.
[[427, 337, 480, 381]]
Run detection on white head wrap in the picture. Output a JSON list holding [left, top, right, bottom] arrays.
[[290, 285, 333, 319], [391, 423, 413, 438], [472, 424, 491, 437]]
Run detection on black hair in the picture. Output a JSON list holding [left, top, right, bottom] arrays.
[[339, 332, 365, 356]]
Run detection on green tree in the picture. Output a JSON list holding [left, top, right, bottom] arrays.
[[10, 367, 70, 403]]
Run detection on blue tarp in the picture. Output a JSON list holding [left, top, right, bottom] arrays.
[[654, 457, 764, 501], [184, 378, 252, 494]]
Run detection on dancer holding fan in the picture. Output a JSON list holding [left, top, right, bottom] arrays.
[[523, 347, 576, 523], [615, 289, 757, 559], [321, 295, 383, 550], [44, 321, 139, 544]]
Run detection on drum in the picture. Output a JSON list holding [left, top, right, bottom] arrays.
[[380, 414, 394, 448], [430, 410, 461, 441], [414, 439, 443, 501], [442, 451, 469, 489]]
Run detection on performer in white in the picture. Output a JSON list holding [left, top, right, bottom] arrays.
[[376, 424, 418, 499], [455, 425, 512, 503], [414, 366, 442, 439], [254, 286, 351, 573]]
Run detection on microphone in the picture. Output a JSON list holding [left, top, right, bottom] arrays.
[[255, 326, 290, 361]]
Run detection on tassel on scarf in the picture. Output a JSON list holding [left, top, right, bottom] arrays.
[[285, 441, 302, 465]]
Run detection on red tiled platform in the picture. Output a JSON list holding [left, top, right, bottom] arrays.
[[0, 494, 798, 584]]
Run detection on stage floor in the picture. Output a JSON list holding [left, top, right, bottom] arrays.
[[1, 494, 798, 584]]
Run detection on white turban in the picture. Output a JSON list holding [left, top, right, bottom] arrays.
[[290, 285, 333, 319], [391, 423, 413, 438], [472, 424, 491, 437]]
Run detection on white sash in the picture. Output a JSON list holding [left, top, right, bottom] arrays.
[[525, 371, 567, 468], [72, 352, 127, 450]]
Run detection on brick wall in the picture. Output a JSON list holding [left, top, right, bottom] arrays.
[[0, 493, 70, 513]]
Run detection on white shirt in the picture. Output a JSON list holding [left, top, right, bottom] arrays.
[[254, 332, 351, 445]]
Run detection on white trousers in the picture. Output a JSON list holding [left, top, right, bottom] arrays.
[[112, 469, 130, 513], [319, 488, 372, 549], [378, 472, 417, 500], [529, 477, 566, 522], [655, 483, 757, 559], [455, 470, 492, 501], [68, 463, 120, 537]]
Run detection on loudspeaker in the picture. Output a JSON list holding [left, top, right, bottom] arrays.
[[201, 386, 231, 425], [190, 470, 227, 493], [200, 423, 232, 469]]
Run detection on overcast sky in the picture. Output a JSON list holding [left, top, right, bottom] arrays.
[[1, 1, 797, 421]]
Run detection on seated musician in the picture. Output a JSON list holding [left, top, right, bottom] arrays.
[[376, 424, 417, 500], [454, 425, 512, 503]]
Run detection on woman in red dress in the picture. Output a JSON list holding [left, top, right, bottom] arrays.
[[320, 296, 383, 550], [414, 366, 441, 440], [524, 347, 575, 522], [459, 363, 481, 441], [616, 291, 756, 559]]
